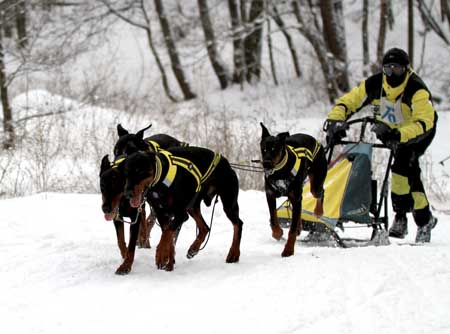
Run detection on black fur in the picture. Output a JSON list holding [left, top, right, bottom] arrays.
[[114, 123, 185, 158], [260, 122, 327, 257], [123, 146, 243, 271], [99, 124, 185, 275]]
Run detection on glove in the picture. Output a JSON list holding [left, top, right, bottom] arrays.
[[371, 122, 400, 148], [323, 120, 348, 145]]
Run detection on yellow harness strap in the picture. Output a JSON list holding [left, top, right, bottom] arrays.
[[148, 140, 161, 152], [273, 141, 320, 177], [152, 150, 221, 192], [111, 157, 126, 169]]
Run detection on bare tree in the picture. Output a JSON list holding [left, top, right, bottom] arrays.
[[0, 25, 14, 149], [408, 0, 414, 67], [266, 17, 278, 85], [0, 0, 27, 149], [244, 0, 265, 83], [319, 0, 349, 91], [362, 0, 369, 76], [375, 0, 389, 69], [197, 0, 231, 90], [291, 0, 340, 102], [99, 0, 178, 102], [228, 0, 246, 84], [418, 0, 450, 45], [271, 3, 301, 78], [441, 0, 450, 26], [154, 0, 196, 100]]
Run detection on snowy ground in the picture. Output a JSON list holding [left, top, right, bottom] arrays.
[[1, 191, 449, 334]]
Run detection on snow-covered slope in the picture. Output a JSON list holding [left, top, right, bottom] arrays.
[[1, 191, 449, 334]]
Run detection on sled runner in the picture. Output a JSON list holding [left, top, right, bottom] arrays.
[[277, 116, 394, 248]]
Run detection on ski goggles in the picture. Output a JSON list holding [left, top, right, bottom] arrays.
[[383, 63, 406, 77]]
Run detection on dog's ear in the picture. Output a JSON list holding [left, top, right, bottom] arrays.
[[276, 132, 290, 144], [117, 124, 128, 137], [136, 124, 152, 140], [100, 155, 111, 175], [260, 122, 271, 138]]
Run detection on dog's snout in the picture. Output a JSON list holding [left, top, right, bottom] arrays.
[[124, 188, 134, 200], [262, 159, 273, 169], [102, 202, 111, 214]]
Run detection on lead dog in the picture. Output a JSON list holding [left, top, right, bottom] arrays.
[[260, 122, 327, 257], [99, 125, 186, 274], [123, 146, 244, 271]]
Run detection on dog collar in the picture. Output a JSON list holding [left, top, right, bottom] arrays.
[[269, 146, 300, 177], [272, 148, 289, 172], [111, 156, 126, 169]]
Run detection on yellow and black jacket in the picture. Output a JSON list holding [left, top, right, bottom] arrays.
[[328, 70, 437, 143]]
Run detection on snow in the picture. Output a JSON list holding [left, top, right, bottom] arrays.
[[1, 191, 450, 334]]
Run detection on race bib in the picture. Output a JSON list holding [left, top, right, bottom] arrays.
[[379, 97, 404, 124]]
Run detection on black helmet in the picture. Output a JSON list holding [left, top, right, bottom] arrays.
[[382, 48, 410, 66]]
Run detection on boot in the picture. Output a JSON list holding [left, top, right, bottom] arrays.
[[389, 213, 408, 239], [415, 216, 438, 243]]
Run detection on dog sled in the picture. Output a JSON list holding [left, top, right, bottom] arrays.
[[277, 116, 394, 247]]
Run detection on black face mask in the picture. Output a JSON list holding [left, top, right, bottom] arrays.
[[386, 72, 406, 87], [383, 63, 407, 87]]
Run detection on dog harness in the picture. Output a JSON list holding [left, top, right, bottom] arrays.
[[147, 140, 162, 152], [111, 156, 126, 168], [150, 150, 221, 192], [271, 141, 321, 177]]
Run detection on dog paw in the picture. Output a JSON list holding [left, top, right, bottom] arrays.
[[115, 263, 132, 275], [281, 248, 294, 257], [186, 248, 198, 259], [272, 227, 283, 241], [226, 250, 240, 263]]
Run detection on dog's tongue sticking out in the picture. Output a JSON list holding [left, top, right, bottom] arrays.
[[130, 195, 142, 208], [104, 213, 115, 221]]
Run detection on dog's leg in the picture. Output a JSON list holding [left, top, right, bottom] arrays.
[[282, 196, 302, 257], [137, 207, 151, 248], [266, 191, 283, 241], [115, 215, 140, 275], [186, 206, 210, 259], [226, 220, 243, 263], [219, 175, 243, 263], [113, 220, 128, 259], [146, 207, 156, 246], [313, 198, 324, 217], [156, 228, 176, 271]]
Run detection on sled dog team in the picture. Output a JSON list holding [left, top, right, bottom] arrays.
[[99, 47, 438, 274], [99, 122, 327, 274]]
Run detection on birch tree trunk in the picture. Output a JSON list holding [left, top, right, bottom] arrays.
[[198, 0, 230, 89], [154, 0, 196, 100]]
